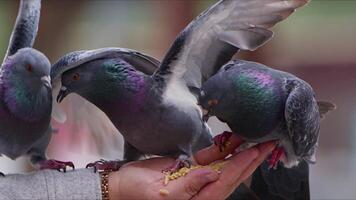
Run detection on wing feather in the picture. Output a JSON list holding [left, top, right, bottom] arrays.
[[3, 0, 41, 63], [153, 0, 309, 90], [284, 79, 320, 159]]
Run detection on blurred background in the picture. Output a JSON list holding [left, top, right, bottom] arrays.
[[0, 0, 354, 199]]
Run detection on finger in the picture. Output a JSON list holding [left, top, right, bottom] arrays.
[[165, 167, 219, 199], [239, 141, 276, 181], [123, 157, 175, 171], [194, 134, 245, 165], [193, 147, 260, 200]]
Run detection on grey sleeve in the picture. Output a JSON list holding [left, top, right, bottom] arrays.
[[0, 169, 102, 200]]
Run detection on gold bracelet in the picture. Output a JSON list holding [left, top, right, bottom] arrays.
[[100, 171, 110, 200]]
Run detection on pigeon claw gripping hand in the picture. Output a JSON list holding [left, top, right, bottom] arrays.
[[213, 131, 234, 152], [86, 160, 127, 173], [163, 158, 192, 175], [39, 160, 75, 172], [267, 146, 285, 169]]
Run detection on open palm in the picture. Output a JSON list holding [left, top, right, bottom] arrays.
[[109, 135, 275, 200]]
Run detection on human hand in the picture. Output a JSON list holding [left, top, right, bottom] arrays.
[[193, 136, 276, 199], [108, 136, 275, 200]]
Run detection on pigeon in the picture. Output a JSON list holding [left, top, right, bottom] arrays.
[[0, 0, 73, 173], [199, 59, 336, 198], [51, 47, 161, 171], [51, 0, 309, 172]]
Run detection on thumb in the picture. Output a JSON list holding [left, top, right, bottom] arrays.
[[166, 167, 219, 198]]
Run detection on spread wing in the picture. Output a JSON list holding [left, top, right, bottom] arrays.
[[284, 79, 320, 159], [3, 0, 41, 63], [153, 0, 309, 91], [50, 48, 160, 155]]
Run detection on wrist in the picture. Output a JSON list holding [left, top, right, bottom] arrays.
[[100, 171, 120, 200], [108, 171, 120, 200], [99, 172, 110, 200]]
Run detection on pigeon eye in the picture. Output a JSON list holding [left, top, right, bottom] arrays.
[[26, 64, 33, 72], [72, 73, 80, 81], [208, 99, 219, 106]]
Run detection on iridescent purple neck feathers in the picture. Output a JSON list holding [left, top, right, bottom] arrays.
[[0, 49, 52, 122]]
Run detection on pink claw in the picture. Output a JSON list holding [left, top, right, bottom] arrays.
[[39, 159, 75, 172], [86, 160, 124, 173], [268, 147, 284, 169], [213, 131, 233, 152]]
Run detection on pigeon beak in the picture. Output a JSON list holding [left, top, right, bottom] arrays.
[[202, 108, 211, 122], [57, 86, 69, 103], [202, 108, 209, 116], [41, 75, 51, 88]]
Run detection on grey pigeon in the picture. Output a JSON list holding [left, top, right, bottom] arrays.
[[0, 0, 73, 174], [199, 60, 336, 199], [51, 0, 309, 172]]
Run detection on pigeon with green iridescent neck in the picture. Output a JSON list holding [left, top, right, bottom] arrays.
[[0, 0, 73, 174], [52, 0, 308, 171], [199, 59, 336, 199]]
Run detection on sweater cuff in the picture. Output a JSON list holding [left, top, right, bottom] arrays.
[[43, 168, 102, 200], [0, 169, 101, 200]]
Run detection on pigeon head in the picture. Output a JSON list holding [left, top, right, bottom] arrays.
[[2, 47, 52, 121], [57, 59, 143, 105], [199, 64, 235, 121], [56, 62, 96, 103], [56, 59, 121, 104], [3, 48, 51, 90], [198, 74, 226, 120]]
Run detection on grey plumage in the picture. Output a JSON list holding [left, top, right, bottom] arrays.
[[0, 0, 53, 167], [200, 59, 335, 166], [52, 0, 308, 166], [199, 59, 335, 199], [3, 0, 40, 62], [154, 0, 309, 91], [0, 0, 73, 172], [51, 48, 161, 156]]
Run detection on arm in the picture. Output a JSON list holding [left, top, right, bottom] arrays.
[[0, 169, 101, 200], [0, 135, 273, 200]]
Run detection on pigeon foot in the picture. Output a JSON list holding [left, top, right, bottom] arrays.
[[86, 159, 126, 173], [163, 158, 192, 175], [40, 159, 75, 172], [214, 131, 233, 152], [268, 146, 284, 169]]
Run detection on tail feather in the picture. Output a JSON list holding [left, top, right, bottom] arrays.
[[251, 160, 310, 200], [317, 101, 336, 119]]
